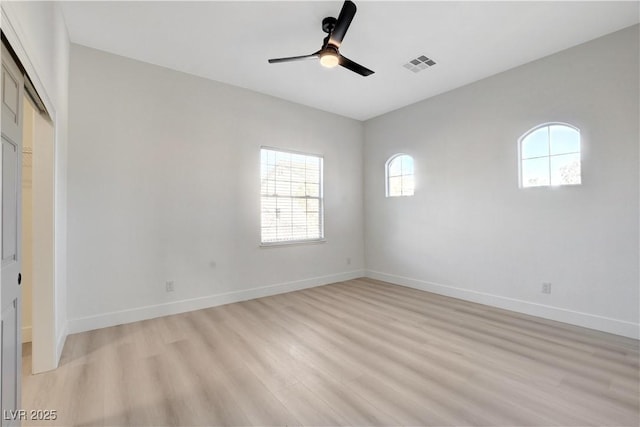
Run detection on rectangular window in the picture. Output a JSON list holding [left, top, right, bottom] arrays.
[[260, 147, 324, 244]]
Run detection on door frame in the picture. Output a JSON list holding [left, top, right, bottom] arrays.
[[1, 16, 60, 373], [27, 100, 56, 373]]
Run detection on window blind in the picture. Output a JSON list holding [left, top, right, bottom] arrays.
[[260, 148, 324, 244]]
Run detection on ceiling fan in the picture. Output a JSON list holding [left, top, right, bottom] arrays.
[[268, 0, 374, 77]]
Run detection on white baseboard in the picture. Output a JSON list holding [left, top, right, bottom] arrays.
[[366, 270, 639, 340], [67, 270, 365, 334], [56, 322, 68, 365], [22, 326, 32, 343]]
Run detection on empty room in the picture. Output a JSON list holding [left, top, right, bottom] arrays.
[[1, 0, 638, 426]]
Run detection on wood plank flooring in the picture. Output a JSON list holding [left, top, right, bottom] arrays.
[[22, 278, 640, 426]]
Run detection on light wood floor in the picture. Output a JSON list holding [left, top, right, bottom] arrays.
[[23, 278, 639, 426]]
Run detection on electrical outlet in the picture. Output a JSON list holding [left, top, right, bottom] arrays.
[[346, 257, 352, 265], [166, 281, 175, 292], [542, 282, 552, 294], [209, 260, 217, 268]]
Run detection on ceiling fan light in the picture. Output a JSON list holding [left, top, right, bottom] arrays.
[[320, 51, 339, 68]]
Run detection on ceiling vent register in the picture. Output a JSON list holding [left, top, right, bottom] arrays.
[[403, 55, 436, 73]]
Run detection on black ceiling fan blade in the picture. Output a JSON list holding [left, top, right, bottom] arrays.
[[268, 53, 319, 64], [339, 55, 374, 76], [328, 1, 357, 48]]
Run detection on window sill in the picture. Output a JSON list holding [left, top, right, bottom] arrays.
[[260, 239, 327, 248], [519, 182, 582, 189]]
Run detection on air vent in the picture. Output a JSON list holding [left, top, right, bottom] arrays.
[[403, 55, 437, 73]]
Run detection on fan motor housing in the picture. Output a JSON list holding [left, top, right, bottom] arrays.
[[322, 17, 337, 33]]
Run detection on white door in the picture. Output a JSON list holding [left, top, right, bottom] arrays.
[[1, 42, 24, 427]]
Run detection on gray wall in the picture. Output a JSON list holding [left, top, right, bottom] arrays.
[[67, 45, 365, 331], [364, 25, 639, 337]]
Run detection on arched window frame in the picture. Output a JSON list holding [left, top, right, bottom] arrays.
[[385, 153, 415, 197], [518, 122, 581, 188]]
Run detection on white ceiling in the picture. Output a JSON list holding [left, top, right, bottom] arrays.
[[59, 1, 639, 121]]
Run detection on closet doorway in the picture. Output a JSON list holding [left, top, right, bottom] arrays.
[[21, 92, 56, 375], [2, 29, 57, 425]]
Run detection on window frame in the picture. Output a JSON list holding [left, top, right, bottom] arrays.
[[518, 122, 581, 189], [385, 153, 415, 197], [259, 146, 325, 247]]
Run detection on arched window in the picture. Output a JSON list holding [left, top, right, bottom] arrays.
[[386, 154, 414, 197], [519, 123, 581, 188]]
